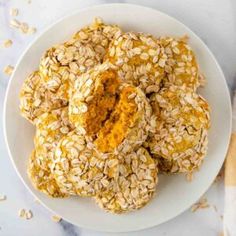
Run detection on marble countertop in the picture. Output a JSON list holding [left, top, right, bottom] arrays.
[[0, 0, 235, 235]]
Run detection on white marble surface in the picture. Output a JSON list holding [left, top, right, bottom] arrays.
[[0, 0, 235, 235]]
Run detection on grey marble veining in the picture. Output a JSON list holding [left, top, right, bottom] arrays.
[[0, 0, 235, 235]]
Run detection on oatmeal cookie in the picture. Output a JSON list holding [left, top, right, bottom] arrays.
[[95, 147, 158, 213], [148, 85, 210, 173]]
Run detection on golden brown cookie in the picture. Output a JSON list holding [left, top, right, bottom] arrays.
[[69, 63, 154, 153], [95, 147, 158, 213], [51, 130, 119, 196], [160, 36, 199, 91], [106, 32, 167, 93], [19, 71, 67, 123], [148, 85, 210, 173], [27, 107, 74, 197]]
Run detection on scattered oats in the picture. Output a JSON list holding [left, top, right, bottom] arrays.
[[191, 197, 209, 212], [51, 215, 62, 222], [18, 209, 26, 218], [27, 27, 37, 35], [10, 19, 21, 29], [10, 18, 36, 35], [20, 22, 29, 34], [10, 8, 19, 16], [0, 195, 6, 201], [18, 209, 33, 219], [3, 65, 14, 75], [2, 39, 13, 48], [25, 210, 33, 220]]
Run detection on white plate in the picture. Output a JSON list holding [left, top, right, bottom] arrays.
[[3, 3, 232, 233]]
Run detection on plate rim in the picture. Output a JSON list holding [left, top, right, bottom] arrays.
[[3, 3, 232, 232]]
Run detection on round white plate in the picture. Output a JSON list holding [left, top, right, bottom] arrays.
[[3, 3, 232, 233]]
